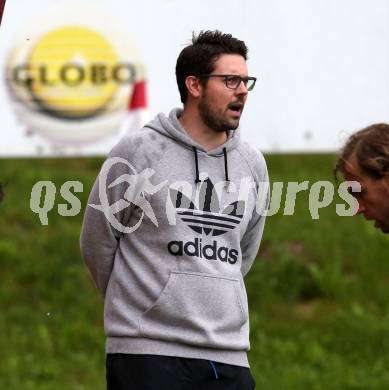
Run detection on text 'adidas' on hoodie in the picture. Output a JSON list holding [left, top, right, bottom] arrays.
[[80, 108, 269, 367]]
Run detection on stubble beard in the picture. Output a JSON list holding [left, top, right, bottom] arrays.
[[198, 93, 240, 133]]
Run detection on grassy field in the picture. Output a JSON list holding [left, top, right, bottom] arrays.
[[1, 154, 389, 389]]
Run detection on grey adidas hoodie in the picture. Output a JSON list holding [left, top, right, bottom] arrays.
[[80, 108, 269, 367]]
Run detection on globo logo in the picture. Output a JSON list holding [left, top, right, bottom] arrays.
[[5, 7, 146, 145]]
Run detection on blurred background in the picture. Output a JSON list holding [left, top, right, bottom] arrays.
[[1, 0, 389, 389]]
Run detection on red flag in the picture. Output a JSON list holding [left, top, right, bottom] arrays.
[[128, 80, 147, 110], [0, 0, 6, 26]]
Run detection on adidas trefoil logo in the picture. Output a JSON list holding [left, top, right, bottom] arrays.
[[169, 178, 245, 236]]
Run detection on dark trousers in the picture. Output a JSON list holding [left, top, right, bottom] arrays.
[[106, 354, 256, 390]]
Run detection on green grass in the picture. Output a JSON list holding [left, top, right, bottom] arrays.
[[1, 154, 389, 389]]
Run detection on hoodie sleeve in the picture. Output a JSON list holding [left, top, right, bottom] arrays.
[[80, 137, 136, 296], [240, 148, 270, 277]]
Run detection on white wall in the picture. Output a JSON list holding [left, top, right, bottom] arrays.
[[1, 0, 388, 156]]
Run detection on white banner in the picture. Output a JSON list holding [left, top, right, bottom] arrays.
[[1, 0, 389, 156]]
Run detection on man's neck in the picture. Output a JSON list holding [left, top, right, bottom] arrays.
[[178, 107, 227, 151]]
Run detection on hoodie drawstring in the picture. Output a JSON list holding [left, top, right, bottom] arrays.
[[223, 147, 229, 183], [192, 146, 201, 184], [192, 146, 230, 185]]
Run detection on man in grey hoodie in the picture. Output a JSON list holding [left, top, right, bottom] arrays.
[[80, 30, 269, 389]]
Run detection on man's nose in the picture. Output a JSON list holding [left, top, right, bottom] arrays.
[[235, 81, 248, 95]]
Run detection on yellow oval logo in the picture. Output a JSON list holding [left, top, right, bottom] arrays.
[[6, 17, 146, 145]]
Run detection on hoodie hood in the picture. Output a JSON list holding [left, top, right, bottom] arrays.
[[145, 108, 241, 156], [145, 108, 242, 185]]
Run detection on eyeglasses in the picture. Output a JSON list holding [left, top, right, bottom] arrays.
[[196, 74, 257, 91]]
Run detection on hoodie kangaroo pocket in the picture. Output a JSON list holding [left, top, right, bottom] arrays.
[[139, 271, 249, 350]]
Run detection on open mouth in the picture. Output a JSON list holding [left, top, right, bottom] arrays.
[[227, 102, 244, 115]]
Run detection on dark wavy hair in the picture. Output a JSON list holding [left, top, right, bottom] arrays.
[[335, 123, 389, 180], [175, 30, 248, 104]]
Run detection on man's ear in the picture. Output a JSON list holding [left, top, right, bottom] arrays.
[[185, 76, 203, 100]]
